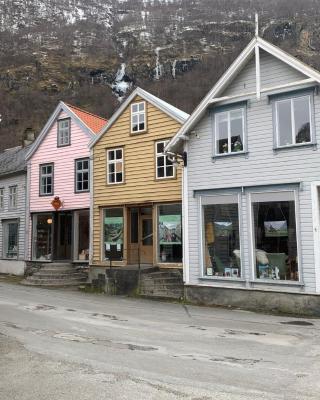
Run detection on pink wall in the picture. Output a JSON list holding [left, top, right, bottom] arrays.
[[29, 111, 91, 213]]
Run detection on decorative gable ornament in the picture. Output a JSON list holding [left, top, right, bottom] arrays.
[[51, 196, 62, 210]]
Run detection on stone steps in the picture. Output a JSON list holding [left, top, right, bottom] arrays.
[[21, 263, 88, 287], [139, 269, 184, 300]]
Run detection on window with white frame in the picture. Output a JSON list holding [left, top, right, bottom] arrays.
[[275, 94, 312, 147], [57, 118, 71, 146], [156, 140, 174, 179], [215, 107, 245, 155], [0, 188, 4, 209], [3, 219, 19, 259], [107, 148, 123, 184], [75, 158, 89, 192], [251, 191, 299, 281], [9, 186, 17, 209], [202, 195, 242, 278], [40, 164, 53, 196], [131, 102, 146, 133]]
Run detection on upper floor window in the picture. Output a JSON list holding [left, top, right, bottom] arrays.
[[156, 140, 175, 179], [57, 118, 71, 147], [75, 158, 89, 193], [107, 148, 123, 184], [40, 163, 53, 196], [0, 188, 4, 209], [9, 186, 17, 209], [275, 95, 312, 147], [131, 102, 146, 133], [215, 107, 245, 155]]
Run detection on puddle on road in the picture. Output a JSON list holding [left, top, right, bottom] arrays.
[[91, 313, 128, 322], [188, 325, 207, 331], [281, 321, 314, 326]]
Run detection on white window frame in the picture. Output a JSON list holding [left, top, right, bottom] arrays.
[[155, 140, 175, 180], [214, 106, 246, 156], [107, 148, 124, 185], [0, 188, 4, 209], [57, 118, 71, 147], [248, 189, 302, 284], [40, 163, 54, 196], [8, 185, 17, 209], [275, 94, 313, 148], [2, 219, 19, 259], [75, 158, 90, 193], [199, 194, 243, 280], [131, 101, 146, 133]]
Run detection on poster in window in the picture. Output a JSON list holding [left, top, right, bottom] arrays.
[[104, 216, 123, 244], [214, 221, 232, 237], [159, 215, 182, 244], [264, 220, 288, 237]]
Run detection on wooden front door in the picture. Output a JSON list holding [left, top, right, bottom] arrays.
[[140, 211, 153, 264]]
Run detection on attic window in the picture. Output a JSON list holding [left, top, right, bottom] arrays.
[[215, 107, 245, 155], [57, 118, 71, 147], [131, 102, 146, 133]]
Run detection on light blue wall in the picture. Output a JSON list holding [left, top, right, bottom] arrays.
[[186, 50, 320, 293]]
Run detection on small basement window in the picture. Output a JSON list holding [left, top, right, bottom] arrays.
[[131, 102, 146, 133]]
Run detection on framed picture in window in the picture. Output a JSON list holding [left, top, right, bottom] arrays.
[[264, 220, 288, 237], [214, 221, 232, 237]]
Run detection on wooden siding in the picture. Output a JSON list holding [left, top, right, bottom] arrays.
[[29, 110, 91, 213], [186, 50, 320, 293], [0, 173, 27, 261], [92, 95, 183, 264]]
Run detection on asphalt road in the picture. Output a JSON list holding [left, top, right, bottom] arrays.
[[0, 281, 320, 400]]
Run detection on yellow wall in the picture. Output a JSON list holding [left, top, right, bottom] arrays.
[[92, 95, 183, 265]]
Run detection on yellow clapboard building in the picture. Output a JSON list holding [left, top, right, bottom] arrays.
[[90, 88, 189, 270]]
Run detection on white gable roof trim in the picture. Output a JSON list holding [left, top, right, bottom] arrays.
[[167, 36, 320, 152], [90, 87, 190, 148], [26, 101, 95, 160]]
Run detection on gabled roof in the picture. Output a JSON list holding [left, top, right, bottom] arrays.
[[65, 103, 107, 134], [167, 35, 320, 153], [26, 101, 108, 160], [90, 87, 189, 148], [0, 145, 31, 178]]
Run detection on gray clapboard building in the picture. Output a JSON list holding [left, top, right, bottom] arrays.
[[0, 144, 30, 275], [167, 35, 320, 312]]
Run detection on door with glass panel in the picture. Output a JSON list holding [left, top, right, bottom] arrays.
[[140, 207, 153, 264], [55, 212, 73, 260]]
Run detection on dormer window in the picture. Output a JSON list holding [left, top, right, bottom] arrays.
[[131, 102, 146, 133], [274, 94, 312, 148], [57, 118, 71, 147]]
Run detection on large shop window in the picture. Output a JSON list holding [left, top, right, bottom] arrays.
[[32, 214, 52, 261], [103, 208, 124, 261], [203, 196, 241, 278], [158, 204, 182, 263], [275, 95, 312, 147], [2, 220, 19, 259], [252, 192, 299, 281], [215, 107, 245, 155], [75, 210, 89, 261]]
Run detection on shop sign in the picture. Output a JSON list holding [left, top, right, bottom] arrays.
[[104, 216, 123, 244], [159, 214, 182, 244], [51, 196, 62, 210]]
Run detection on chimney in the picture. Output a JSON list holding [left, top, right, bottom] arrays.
[[22, 127, 35, 147]]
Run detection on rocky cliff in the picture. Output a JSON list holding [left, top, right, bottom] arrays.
[[1, 0, 320, 149]]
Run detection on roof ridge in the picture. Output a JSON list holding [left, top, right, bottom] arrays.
[[64, 102, 108, 121]]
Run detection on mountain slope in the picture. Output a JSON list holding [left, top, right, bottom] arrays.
[[1, 0, 320, 150]]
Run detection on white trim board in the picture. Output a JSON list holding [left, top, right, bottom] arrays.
[[166, 35, 320, 154]]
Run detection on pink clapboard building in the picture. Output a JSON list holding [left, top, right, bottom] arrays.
[[26, 102, 107, 263]]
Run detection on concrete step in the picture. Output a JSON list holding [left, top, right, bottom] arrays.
[[32, 272, 87, 279], [138, 269, 183, 300], [143, 270, 182, 278], [140, 276, 182, 284], [22, 276, 87, 286]]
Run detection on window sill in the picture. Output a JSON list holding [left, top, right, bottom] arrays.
[[200, 276, 246, 283], [274, 142, 316, 152], [250, 279, 304, 287], [212, 151, 248, 161]]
